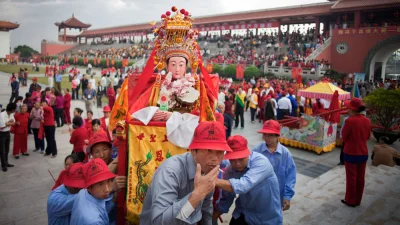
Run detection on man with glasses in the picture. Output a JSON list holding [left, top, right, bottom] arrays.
[[252, 120, 297, 212]]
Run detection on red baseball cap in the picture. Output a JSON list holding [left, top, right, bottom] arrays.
[[258, 120, 281, 135], [63, 162, 85, 189], [83, 158, 116, 188], [86, 133, 112, 154], [33, 77, 38, 81], [224, 135, 251, 160], [288, 89, 294, 95], [344, 98, 365, 111], [103, 106, 111, 112], [188, 121, 232, 152], [281, 91, 287, 96]]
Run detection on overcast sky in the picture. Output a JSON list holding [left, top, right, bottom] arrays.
[[0, 0, 327, 52]]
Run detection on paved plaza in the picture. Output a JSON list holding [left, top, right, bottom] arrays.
[[0, 70, 399, 225]]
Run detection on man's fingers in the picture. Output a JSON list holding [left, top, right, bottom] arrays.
[[207, 165, 220, 177], [195, 163, 201, 177]]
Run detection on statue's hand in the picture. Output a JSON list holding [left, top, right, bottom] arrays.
[[152, 110, 172, 121]]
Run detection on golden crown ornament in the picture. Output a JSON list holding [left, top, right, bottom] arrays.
[[153, 6, 200, 71]]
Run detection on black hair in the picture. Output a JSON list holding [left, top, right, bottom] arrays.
[[74, 108, 83, 115], [357, 106, 366, 113], [87, 110, 93, 115], [65, 88, 70, 92], [166, 57, 188, 66], [14, 96, 23, 103], [72, 116, 83, 127], [41, 99, 48, 105], [54, 90, 62, 97], [45, 87, 50, 92], [64, 154, 79, 164], [92, 119, 101, 126], [6, 103, 17, 112], [379, 136, 390, 144], [25, 92, 31, 98]]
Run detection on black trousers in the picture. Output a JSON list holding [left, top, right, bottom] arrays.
[[235, 105, 244, 128], [97, 95, 102, 108], [250, 107, 257, 122], [32, 128, 45, 151], [278, 109, 290, 120], [44, 126, 57, 156], [230, 214, 248, 225], [54, 108, 64, 127], [0, 131, 10, 168], [10, 92, 18, 103]]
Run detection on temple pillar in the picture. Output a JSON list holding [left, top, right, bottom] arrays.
[[354, 11, 361, 28], [64, 27, 66, 44], [315, 16, 320, 39]]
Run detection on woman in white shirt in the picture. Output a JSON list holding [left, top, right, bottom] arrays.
[[89, 75, 96, 90]]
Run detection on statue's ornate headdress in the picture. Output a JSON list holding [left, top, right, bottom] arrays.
[[152, 6, 200, 71]]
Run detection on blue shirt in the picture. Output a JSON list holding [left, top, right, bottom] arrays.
[[47, 185, 78, 225], [252, 142, 296, 202], [70, 189, 115, 225], [55, 74, 63, 82], [140, 152, 213, 225], [216, 152, 282, 225]]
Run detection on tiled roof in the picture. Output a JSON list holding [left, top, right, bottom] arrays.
[[55, 15, 91, 29], [0, 21, 19, 30], [332, 0, 400, 10]]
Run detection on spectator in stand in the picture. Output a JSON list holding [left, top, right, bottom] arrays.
[[30, 101, 45, 154], [63, 89, 72, 126], [69, 116, 88, 162], [12, 104, 30, 159], [42, 100, 57, 158], [54, 90, 65, 127]]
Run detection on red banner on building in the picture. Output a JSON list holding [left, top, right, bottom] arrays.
[[334, 26, 400, 36]]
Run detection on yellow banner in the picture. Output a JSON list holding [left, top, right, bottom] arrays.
[[126, 123, 188, 224]]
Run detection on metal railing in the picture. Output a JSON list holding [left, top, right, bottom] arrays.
[[305, 37, 331, 62]]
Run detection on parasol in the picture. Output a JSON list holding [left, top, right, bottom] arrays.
[[297, 81, 350, 101], [328, 90, 340, 123]]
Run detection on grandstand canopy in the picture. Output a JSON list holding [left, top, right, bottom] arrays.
[[55, 14, 91, 31]]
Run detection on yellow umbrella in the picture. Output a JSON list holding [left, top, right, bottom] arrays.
[[297, 81, 350, 101]]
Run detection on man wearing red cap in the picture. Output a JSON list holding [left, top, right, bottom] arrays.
[[70, 158, 120, 225], [47, 163, 85, 225], [213, 135, 283, 225], [86, 132, 113, 166], [28, 77, 41, 94], [100, 106, 112, 141], [140, 121, 232, 225], [253, 120, 296, 211]]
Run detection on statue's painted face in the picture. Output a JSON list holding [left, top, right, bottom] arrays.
[[167, 56, 187, 79]]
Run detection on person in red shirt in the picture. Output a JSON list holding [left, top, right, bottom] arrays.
[[312, 99, 324, 115], [84, 111, 93, 131], [12, 104, 30, 158], [63, 88, 72, 125], [100, 106, 112, 141], [341, 98, 371, 207], [41, 100, 57, 158], [107, 83, 115, 109], [69, 116, 88, 162]]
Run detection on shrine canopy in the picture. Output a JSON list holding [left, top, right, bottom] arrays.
[[297, 81, 350, 101], [55, 14, 91, 31]]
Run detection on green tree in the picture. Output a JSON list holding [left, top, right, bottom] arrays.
[[13, 45, 39, 58], [244, 66, 260, 80], [212, 64, 224, 76], [224, 64, 236, 79]]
